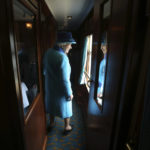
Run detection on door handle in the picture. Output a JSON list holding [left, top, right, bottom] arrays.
[[87, 79, 95, 83], [87, 79, 95, 87], [125, 143, 132, 150]]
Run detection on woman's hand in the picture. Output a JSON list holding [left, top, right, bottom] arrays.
[[70, 94, 73, 100], [67, 94, 73, 101]]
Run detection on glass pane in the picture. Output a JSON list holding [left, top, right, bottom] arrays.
[[103, 0, 111, 19], [96, 32, 107, 106], [79, 35, 93, 92], [84, 35, 93, 91], [13, 0, 39, 115]]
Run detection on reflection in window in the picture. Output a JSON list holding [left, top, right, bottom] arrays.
[[13, 0, 39, 115], [80, 35, 93, 92], [97, 33, 107, 106]]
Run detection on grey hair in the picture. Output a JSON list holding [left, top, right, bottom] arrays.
[[57, 43, 71, 51], [57, 43, 68, 47]]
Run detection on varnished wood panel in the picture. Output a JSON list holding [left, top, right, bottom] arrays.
[[22, 1, 48, 150], [0, 0, 49, 150], [78, 0, 145, 150], [42, 136, 48, 150], [0, 0, 25, 149], [113, 0, 150, 149], [24, 95, 46, 150]]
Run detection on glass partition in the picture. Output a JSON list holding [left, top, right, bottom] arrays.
[[13, 0, 39, 115], [94, 0, 111, 111], [96, 32, 108, 106]]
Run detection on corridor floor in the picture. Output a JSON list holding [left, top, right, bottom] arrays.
[[46, 100, 86, 150]]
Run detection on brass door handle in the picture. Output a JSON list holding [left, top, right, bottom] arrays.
[[87, 79, 95, 87], [87, 79, 95, 83]]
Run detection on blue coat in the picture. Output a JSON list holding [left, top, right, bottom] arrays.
[[43, 46, 73, 118], [98, 55, 107, 94]]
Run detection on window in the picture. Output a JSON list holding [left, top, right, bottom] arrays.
[[13, 0, 39, 116], [94, 0, 111, 111], [80, 34, 93, 91]]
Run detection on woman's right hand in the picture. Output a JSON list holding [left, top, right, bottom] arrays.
[[67, 94, 73, 101], [70, 94, 73, 100]]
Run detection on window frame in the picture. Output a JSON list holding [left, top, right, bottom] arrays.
[[12, 0, 41, 122], [81, 34, 93, 92], [94, 0, 111, 111]]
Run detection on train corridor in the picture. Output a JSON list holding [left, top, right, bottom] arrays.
[[1, 0, 150, 150], [46, 99, 86, 150]]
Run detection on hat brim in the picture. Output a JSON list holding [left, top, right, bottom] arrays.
[[56, 41, 76, 44], [56, 38, 76, 44]]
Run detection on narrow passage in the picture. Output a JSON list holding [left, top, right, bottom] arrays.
[[46, 100, 86, 150]]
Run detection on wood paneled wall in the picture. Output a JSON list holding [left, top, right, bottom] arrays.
[[24, 95, 46, 150], [0, 0, 25, 149], [40, 0, 57, 58], [112, 0, 149, 149], [76, 0, 149, 150], [0, 0, 57, 150]]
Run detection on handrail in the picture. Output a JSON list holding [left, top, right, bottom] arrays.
[[84, 71, 91, 80], [84, 71, 95, 85]]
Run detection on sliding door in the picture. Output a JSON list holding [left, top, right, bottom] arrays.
[[11, 0, 46, 149]]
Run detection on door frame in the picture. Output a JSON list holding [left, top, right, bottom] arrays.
[[1, 0, 47, 150]]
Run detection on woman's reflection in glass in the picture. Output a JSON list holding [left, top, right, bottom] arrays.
[[18, 44, 38, 114], [97, 38, 107, 102]]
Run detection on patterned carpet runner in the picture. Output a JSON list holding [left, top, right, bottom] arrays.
[[46, 100, 86, 150]]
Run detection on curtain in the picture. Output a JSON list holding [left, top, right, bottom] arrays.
[[78, 37, 88, 84]]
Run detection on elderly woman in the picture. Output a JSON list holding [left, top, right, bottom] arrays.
[[43, 31, 76, 135]]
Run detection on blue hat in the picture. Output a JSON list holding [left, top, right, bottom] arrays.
[[56, 31, 76, 44]]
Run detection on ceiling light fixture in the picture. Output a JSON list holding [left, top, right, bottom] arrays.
[[26, 22, 32, 29]]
